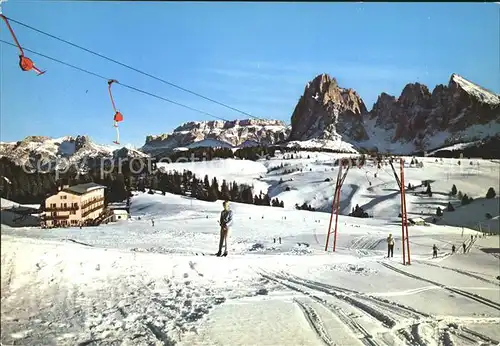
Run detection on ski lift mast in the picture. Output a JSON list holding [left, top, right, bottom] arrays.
[[325, 156, 366, 252], [389, 158, 411, 265]]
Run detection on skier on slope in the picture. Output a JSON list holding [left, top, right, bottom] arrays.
[[432, 244, 439, 258], [451, 244, 456, 254], [387, 233, 395, 258], [216, 200, 233, 257], [462, 242, 466, 253]]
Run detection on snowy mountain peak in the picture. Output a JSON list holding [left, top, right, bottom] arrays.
[[289, 72, 499, 154], [288, 73, 369, 144], [449, 73, 500, 105], [0, 135, 148, 170]]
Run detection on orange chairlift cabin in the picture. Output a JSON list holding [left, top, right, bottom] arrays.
[[0, 14, 45, 75], [107, 79, 124, 145]]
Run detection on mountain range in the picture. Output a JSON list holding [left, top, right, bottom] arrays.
[[1, 73, 499, 167]]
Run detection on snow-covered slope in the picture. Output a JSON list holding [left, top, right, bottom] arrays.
[[2, 186, 499, 345]]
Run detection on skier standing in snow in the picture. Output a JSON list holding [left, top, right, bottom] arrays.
[[387, 233, 395, 258], [462, 242, 466, 253], [432, 244, 439, 258], [451, 244, 456, 254], [217, 200, 233, 257]]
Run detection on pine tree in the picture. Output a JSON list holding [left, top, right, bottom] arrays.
[[230, 181, 240, 202], [220, 180, 230, 201], [279, 200, 284, 208], [436, 207, 443, 216], [451, 184, 457, 196], [461, 194, 470, 205], [426, 184, 432, 196], [486, 187, 496, 199], [204, 175, 210, 190], [191, 176, 200, 198], [244, 187, 254, 204], [457, 191, 463, 200], [182, 171, 189, 191], [207, 186, 218, 202], [212, 177, 219, 198], [447, 202, 455, 212]]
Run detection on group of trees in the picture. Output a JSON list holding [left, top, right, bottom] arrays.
[[349, 204, 369, 218], [138, 169, 285, 208], [437, 185, 497, 217], [420, 180, 432, 197], [449, 184, 474, 206], [295, 202, 315, 211]]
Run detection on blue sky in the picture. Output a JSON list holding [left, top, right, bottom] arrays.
[[1, 1, 498, 147]]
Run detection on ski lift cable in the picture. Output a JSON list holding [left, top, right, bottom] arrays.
[[3, 15, 266, 121], [0, 39, 230, 122]]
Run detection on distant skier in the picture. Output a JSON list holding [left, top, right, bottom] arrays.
[[463, 242, 466, 253], [432, 244, 439, 258], [387, 233, 395, 258], [451, 244, 456, 254], [217, 200, 233, 257], [151, 219, 154, 227]]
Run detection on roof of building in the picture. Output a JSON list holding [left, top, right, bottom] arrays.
[[63, 183, 106, 195], [108, 202, 128, 209], [113, 209, 129, 215]]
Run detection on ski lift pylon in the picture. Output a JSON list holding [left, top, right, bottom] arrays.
[[0, 14, 45, 75]]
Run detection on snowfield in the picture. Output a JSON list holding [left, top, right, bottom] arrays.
[[1, 153, 500, 346]]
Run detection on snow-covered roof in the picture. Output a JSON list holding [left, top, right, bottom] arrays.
[[63, 183, 106, 195], [112, 209, 129, 215], [108, 202, 128, 209]]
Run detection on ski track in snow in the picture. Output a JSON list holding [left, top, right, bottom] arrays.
[[293, 298, 336, 346], [379, 262, 500, 312], [414, 260, 500, 287], [254, 268, 500, 346]]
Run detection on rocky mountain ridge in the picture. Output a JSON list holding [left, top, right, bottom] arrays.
[[141, 119, 290, 156], [0, 135, 148, 172], [289, 73, 499, 153]]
